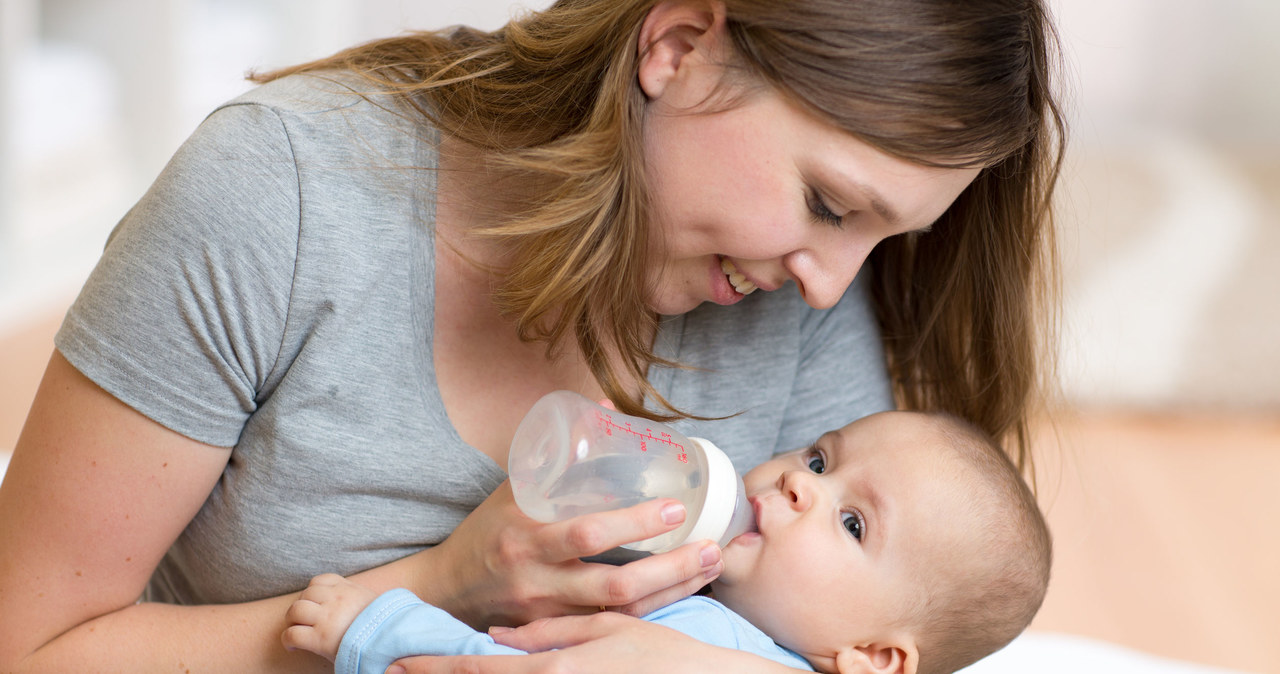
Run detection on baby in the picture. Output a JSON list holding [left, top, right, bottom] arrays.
[[283, 410, 1051, 674]]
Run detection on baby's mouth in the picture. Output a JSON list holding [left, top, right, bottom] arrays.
[[719, 258, 758, 296]]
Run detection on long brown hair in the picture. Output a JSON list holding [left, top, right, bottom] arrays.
[[722, 0, 1066, 469], [252, 0, 1065, 468]]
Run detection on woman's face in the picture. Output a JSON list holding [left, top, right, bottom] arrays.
[[640, 82, 980, 315]]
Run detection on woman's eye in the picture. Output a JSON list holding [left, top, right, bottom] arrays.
[[806, 451, 826, 474], [806, 189, 844, 228], [841, 511, 864, 541]]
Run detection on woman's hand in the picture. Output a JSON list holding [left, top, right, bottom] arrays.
[[388, 613, 801, 674], [420, 482, 723, 629]]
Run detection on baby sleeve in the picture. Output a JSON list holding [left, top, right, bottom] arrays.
[[336, 589, 526, 674]]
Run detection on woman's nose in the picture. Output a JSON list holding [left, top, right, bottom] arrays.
[[783, 243, 870, 310]]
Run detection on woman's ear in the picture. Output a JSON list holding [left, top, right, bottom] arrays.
[[833, 640, 919, 674], [636, 0, 728, 101]]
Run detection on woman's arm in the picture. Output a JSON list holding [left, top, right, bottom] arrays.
[[0, 353, 718, 672], [0, 352, 332, 672], [391, 613, 810, 674]]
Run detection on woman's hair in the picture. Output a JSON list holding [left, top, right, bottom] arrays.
[[252, 0, 1065, 470]]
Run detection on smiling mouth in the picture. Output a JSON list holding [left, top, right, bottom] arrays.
[[720, 258, 758, 295]]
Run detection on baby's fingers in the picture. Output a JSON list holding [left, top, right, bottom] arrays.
[[281, 620, 336, 662]]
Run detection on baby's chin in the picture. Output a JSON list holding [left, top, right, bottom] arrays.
[[712, 529, 761, 586]]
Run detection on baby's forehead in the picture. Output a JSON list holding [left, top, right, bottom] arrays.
[[835, 414, 996, 500], [832, 411, 969, 458]]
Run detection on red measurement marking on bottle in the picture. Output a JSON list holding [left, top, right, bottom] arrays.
[[594, 409, 685, 454]]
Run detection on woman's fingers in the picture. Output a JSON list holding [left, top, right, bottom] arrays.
[[393, 616, 774, 674], [569, 542, 721, 612], [611, 552, 723, 617], [391, 653, 553, 674], [534, 498, 686, 559], [489, 613, 627, 652], [517, 499, 718, 612], [427, 482, 714, 626], [392, 615, 634, 673]]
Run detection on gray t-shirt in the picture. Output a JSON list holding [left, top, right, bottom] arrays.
[[55, 73, 892, 606]]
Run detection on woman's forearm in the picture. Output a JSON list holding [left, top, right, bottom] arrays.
[[8, 535, 439, 672], [12, 593, 322, 674], [0, 354, 348, 672]]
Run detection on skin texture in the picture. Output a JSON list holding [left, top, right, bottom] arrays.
[[0, 2, 984, 673], [0, 354, 714, 672], [638, 4, 979, 316], [283, 412, 985, 674], [713, 412, 971, 674]]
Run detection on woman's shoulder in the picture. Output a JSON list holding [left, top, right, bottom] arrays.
[[206, 71, 434, 157], [224, 70, 388, 116]]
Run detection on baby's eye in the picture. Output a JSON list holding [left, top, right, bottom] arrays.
[[841, 510, 865, 541], [806, 450, 826, 474]]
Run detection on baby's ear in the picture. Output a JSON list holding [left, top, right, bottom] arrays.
[[833, 640, 918, 674]]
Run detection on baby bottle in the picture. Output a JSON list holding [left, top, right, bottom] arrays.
[[508, 390, 755, 553]]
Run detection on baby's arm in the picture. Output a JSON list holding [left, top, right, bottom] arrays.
[[283, 574, 380, 662], [283, 574, 528, 674]]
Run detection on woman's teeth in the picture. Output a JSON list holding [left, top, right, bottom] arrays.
[[720, 258, 758, 295]]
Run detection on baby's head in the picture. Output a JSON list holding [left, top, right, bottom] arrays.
[[711, 411, 1051, 674]]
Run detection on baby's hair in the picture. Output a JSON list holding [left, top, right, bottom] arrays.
[[909, 413, 1052, 674]]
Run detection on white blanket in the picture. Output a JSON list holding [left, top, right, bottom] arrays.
[[961, 632, 1255, 674]]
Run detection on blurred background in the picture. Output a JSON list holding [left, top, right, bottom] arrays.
[[1, 0, 1277, 671]]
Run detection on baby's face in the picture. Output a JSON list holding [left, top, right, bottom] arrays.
[[712, 411, 967, 670]]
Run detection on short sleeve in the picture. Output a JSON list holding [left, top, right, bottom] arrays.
[[55, 102, 301, 447]]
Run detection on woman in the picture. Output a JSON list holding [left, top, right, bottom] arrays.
[[0, 0, 1063, 671]]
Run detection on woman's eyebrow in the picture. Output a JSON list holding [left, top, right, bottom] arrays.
[[857, 182, 903, 229], [851, 182, 936, 235], [825, 172, 907, 230]]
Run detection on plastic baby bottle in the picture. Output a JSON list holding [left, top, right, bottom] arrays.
[[508, 390, 755, 553]]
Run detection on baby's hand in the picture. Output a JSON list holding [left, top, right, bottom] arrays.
[[282, 573, 380, 662]]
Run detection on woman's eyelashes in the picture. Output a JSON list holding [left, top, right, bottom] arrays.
[[805, 188, 844, 228]]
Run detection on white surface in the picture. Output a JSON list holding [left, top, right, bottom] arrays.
[[961, 632, 1256, 674], [0, 0, 548, 331], [1057, 136, 1266, 406]]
